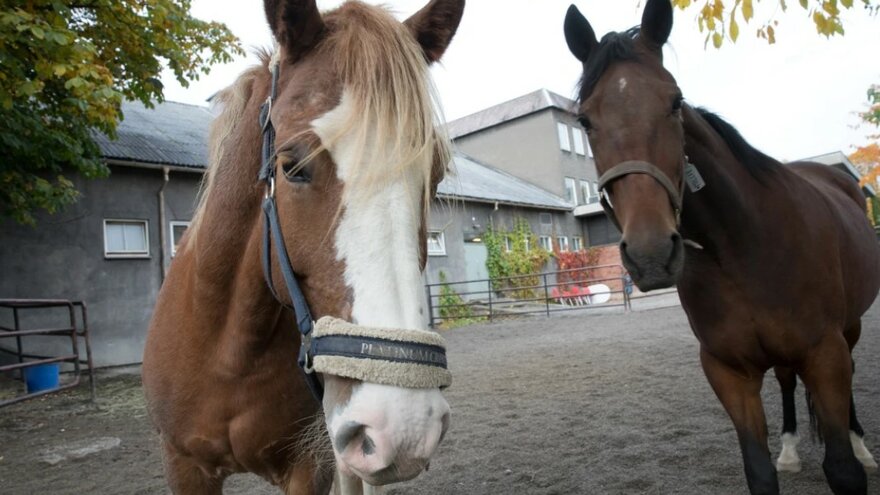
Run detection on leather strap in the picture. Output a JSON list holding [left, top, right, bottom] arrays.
[[597, 160, 685, 231]]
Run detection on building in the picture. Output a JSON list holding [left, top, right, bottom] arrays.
[[447, 88, 621, 260], [1, 100, 574, 367], [1, 101, 207, 367]]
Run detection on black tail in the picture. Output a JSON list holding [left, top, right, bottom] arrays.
[[805, 389, 823, 443]]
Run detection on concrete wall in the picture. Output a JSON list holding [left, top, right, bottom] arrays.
[[0, 165, 202, 367], [424, 199, 579, 286], [453, 108, 598, 203]]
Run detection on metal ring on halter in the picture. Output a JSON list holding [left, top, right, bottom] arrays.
[[265, 176, 275, 199], [261, 96, 273, 132]]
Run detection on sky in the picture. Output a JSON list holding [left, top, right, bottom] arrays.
[[160, 0, 880, 161]]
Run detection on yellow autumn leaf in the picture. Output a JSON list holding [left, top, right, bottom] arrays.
[[743, 0, 754, 20], [713, 32, 723, 47], [53, 65, 66, 77], [730, 17, 740, 41]]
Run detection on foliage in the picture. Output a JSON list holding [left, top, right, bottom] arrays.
[[483, 218, 551, 299], [1, 0, 242, 224], [554, 248, 602, 288], [671, 0, 880, 48], [850, 85, 880, 225], [436, 271, 482, 329]]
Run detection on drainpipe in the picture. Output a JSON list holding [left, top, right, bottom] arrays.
[[158, 167, 170, 283]]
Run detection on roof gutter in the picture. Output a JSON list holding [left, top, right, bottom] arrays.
[[436, 193, 571, 212], [105, 158, 205, 174]]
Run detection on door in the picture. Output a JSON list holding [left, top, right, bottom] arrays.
[[462, 242, 489, 300]]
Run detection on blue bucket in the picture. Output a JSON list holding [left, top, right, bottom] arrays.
[[24, 363, 60, 393]]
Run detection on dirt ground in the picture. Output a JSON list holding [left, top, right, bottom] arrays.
[[1, 299, 879, 494]]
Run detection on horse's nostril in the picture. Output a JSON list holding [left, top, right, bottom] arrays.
[[439, 412, 451, 443], [361, 435, 376, 455], [334, 421, 366, 452]]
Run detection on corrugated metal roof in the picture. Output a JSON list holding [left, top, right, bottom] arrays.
[[94, 100, 212, 169], [439, 153, 571, 210], [446, 89, 578, 140], [798, 151, 875, 197], [96, 100, 571, 209]]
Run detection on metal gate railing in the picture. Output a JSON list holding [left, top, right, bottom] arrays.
[[426, 264, 633, 328], [0, 299, 96, 407]]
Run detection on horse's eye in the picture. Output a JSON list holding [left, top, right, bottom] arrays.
[[277, 148, 312, 183], [578, 116, 593, 131], [672, 95, 684, 112], [282, 161, 312, 183]]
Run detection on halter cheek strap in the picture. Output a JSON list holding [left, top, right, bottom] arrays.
[[257, 62, 452, 402]]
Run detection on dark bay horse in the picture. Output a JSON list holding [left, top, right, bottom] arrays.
[[142, 1, 464, 493], [564, 1, 879, 493]]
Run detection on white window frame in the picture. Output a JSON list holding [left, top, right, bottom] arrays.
[[572, 236, 583, 251], [539, 235, 552, 251], [169, 221, 191, 258], [557, 122, 571, 152], [504, 235, 513, 253], [427, 230, 447, 256], [580, 180, 590, 206], [572, 130, 586, 156], [557, 236, 570, 252], [103, 219, 150, 259], [564, 177, 578, 205], [589, 180, 600, 204], [524, 237, 531, 252]]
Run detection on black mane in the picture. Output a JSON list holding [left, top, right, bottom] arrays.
[[577, 26, 640, 101], [694, 108, 779, 176]]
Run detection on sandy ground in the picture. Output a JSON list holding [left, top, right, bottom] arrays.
[[1, 298, 878, 494]]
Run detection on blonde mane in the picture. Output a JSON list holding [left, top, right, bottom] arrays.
[[189, 1, 450, 244]]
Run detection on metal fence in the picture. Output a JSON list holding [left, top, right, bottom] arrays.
[[426, 264, 635, 328], [0, 299, 96, 407]]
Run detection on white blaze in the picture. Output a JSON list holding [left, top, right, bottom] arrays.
[[311, 90, 449, 488]]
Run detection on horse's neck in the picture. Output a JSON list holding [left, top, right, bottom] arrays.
[[679, 106, 765, 253], [185, 100, 285, 354]]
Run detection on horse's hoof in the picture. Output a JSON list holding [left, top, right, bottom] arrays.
[[776, 460, 802, 473]]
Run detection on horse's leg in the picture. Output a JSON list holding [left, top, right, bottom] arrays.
[[282, 459, 334, 495], [700, 349, 778, 495], [774, 366, 801, 473], [849, 360, 878, 471], [800, 337, 867, 495], [161, 441, 225, 495]]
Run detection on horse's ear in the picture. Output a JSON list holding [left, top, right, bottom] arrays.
[[264, 0, 325, 62], [564, 5, 598, 64], [404, 0, 466, 63], [639, 0, 673, 50]]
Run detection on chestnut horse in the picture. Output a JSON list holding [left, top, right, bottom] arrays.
[[142, 1, 464, 493], [564, 1, 879, 494]]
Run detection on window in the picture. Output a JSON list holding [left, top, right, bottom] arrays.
[[504, 235, 513, 253], [586, 215, 622, 246], [557, 236, 569, 252], [572, 130, 586, 156], [564, 177, 577, 205], [169, 221, 190, 257], [539, 213, 552, 226], [557, 122, 571, 152], [579, 180, 590, 206], [590, 181, 600, 204], [572, 236, 583, 251], [104, 220, 149, 258], [539, 235, 552, 251], [427, 231, 446, 256]]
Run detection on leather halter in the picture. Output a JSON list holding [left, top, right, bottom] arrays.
[[257, 62, 450, 402], [597, 159, 686, 232]]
